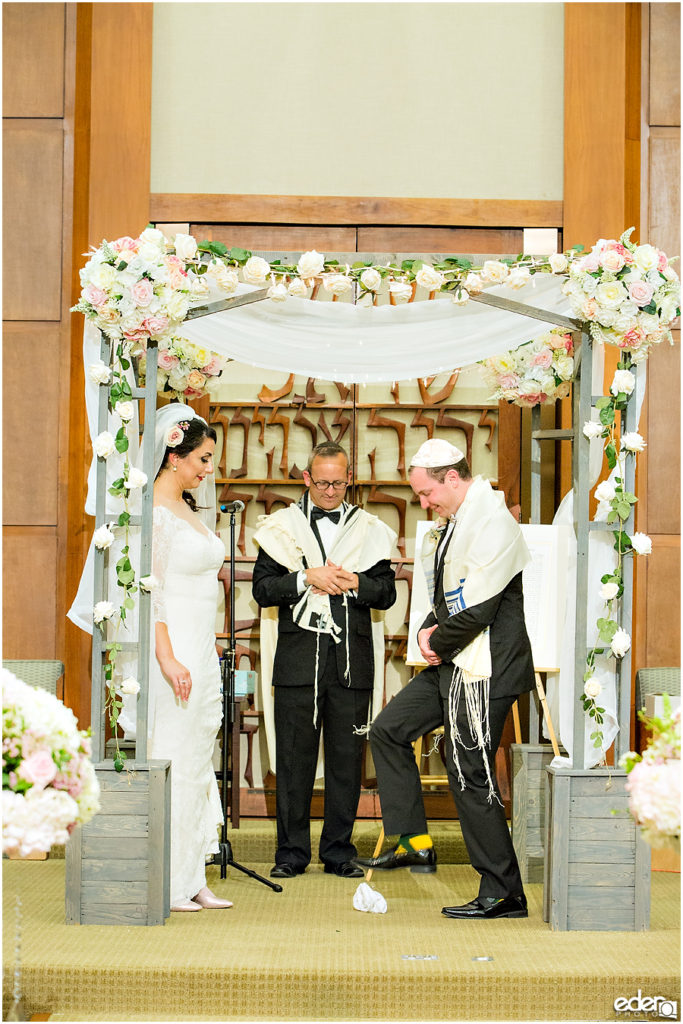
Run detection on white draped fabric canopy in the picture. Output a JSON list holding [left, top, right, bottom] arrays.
[[182, 273, 575, 382]]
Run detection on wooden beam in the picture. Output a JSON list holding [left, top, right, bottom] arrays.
[[150, 193, 563, 229]]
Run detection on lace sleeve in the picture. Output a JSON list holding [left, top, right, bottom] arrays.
[[151, 506, 174, 624]]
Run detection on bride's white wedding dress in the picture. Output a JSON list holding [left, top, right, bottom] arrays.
[[148, 505, 225, 905]]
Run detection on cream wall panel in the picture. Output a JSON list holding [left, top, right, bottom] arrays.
[[2, 120, 63, 321], [3, 324, 62, 526], [2, 3, 65, 118], [151, 2, 563, 199]]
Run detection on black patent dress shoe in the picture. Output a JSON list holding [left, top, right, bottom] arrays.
[[352, 843, 437, 873], [441, 894, 528, 919], [323, 861, 364, 878], [270, 863, 304, 878]]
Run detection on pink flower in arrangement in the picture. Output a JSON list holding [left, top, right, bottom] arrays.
[[622, 328, 646, 349], [183, 386, 205, 399], [165, 425, 185, 448], [564, 337, 574, 354], [201, 356, 224, 376], [531, 349, 553, 368], [628, 280, 655, 307], [519, 393, 546, 406], [142, 315, 169, 337], [111, 236, 139, 253], [158, 349, 180, 370], [498, 373, 520, 389], [131, 279, 154, 307], [658, 251, 668, 271], [600, 249, 626, 274], [84, 284, 107, 308], [580, 253, 600, 273], [165, 256, 188, 290], [18, 749, 57, 790]]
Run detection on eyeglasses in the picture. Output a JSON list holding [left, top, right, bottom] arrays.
[[310, 479, 348, 492]]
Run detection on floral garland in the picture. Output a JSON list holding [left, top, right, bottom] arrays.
[[136, 337, 227, 401], [620, 696, 680, 848], [2, 668, 100, 855], [479, 328, 574, 407]]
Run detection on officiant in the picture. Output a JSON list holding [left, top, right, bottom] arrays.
[[353, 438, 535, 919], [252, 441, 397, 879]]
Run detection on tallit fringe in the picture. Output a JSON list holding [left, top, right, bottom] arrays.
[[448, 667, 502, 807]]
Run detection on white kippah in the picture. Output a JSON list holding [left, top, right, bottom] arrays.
[[410, 438, 465, 469]]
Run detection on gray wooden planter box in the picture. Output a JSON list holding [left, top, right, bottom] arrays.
[[65, 760, 171, 926], [543, 765, 650, 931], [511, 743, 555, 883]]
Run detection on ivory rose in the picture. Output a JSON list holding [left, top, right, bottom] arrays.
[[267, 282, 288, 302], [549, 253, 568, 274], [583, 420, 604, 440], [138, 574, 159, 592], [595, 281, 627, 309], [610, 627, 632, 658], [451, 288, 470, 306], [208, 262, 239, 294], [584, 679, 603, 699], [88, 360, 111, 385], [93, 524, 115, 550], [482, 260, 509, 284], [360, 267, 382, 291], [631, 532, 652, 555], [323, 273, 353, 296], [507, 267, 530, 289], [620, 431, 646, 453], [415, 264, 445, 291], [611, 369, 635, 396], [389, 280, 413, 303], [594, 480, 616, 503], [93, 600, 115, 624], [190, 276, 210, 300], [120, 677, 140, 696], [115, 401, 134, 422], [464, 272, 483, 294], [288, 278, 308, 298], [599, 249, 626, 274], [600, 582, 619, 601], [94, 431, 116, 458], [633, 244, 659, 273], [173, 233, 198, 261], [243, 256, 270, 285], [297, 250, 325, 279], [125, 467, 148, 490]]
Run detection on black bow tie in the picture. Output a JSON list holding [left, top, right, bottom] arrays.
[[311, 507, 341, 524]]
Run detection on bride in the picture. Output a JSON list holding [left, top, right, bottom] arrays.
[[148, 404, 233, 912]]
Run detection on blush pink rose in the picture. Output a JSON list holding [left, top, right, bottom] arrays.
[[112, 235, 138, 253], [158, 349, 180, 370], [628, 280, 655, 307], [142, 315, 169, 337], [186, 369, 206, 391], [183, 386, 204, 399], [518, 393, 545, 407], [600, 249, 626, 273], [18, 749, 57, 789], [165, 425, 185, 447], [532, 349, 553, 368], [658, 251, 668, 271], [622, 328, 646, 349], [165, 255, 188, 289], [201, 356, 224, 376], [498, 373, 520, 389], [84, 284, 107, 308], [131, 279, 154, 307], [580, 253, 600, 273]]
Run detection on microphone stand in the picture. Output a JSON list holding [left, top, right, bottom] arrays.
[[214, 501, 282, 892]]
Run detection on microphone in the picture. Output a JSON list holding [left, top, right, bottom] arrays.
[[220, 500, 245, 514]]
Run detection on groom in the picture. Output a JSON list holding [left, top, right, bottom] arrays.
[[252, 441, 397, 879]]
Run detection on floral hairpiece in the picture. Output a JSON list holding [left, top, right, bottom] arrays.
[[165, 421, 190, 448]]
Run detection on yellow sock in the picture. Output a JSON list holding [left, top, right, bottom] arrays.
[[398, 833, 433, 851]]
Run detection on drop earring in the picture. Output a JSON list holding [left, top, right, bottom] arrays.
[[172, 464, 177, 472]]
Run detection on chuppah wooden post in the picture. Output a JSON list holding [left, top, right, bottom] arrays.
[[90, 330, 112, 764], [616, 376, 637, 763]]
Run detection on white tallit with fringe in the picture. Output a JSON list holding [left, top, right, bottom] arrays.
[[420, 476, 530, 802], [254, 499, 396, 778]]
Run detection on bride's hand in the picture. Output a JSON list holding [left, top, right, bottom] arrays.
[[161, 658, 192, 701]]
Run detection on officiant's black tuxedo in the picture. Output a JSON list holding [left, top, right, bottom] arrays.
[[369, 527, 535, 900], [252, 523, 396, 873]]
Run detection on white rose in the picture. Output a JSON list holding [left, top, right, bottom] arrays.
[[620, 431, 646, 453], [139, 227, 167, 250], [120, 677, 140, 696], [507, 267, 531, 290], [94, 431, 116, 458], [631, 532, 652, 555], [594, 499, 611, 523], [659, 294, 680, 324], [583, 420, 604, 440], [242, 256, 270, 285], [612, 312, 638, 334], [173, 233, 198, 261], [662, 264, 679, 283], [167, 368, 188, 392], [125, 467, 148, 490], [451, 288, 470, 306], [288, 278, 308, 298], [600, 582, 619, 601], [415, 264, 445, 291], [360, 267, 382, 291], [584, 679, 603, 699], [207, 262, 239, 294], [93, 601, 115, 624], [633, 244, 659, 273], [297, 250, 325, 280], [611, 369, 635, 396], [554, 353, 574, 380], [138, 574, 159, 592], [267, 282, 288, 303], [323, 273, 353, 296], [88, 360, 111, 385], [594, 480, 616, 503], [549, 253, 569, 274], [595, 280, 627, 309], [93, 524, 115, 550], [464, 272, 483, 294], [389, 280, 413, 303], [190, 276, 210, 300], [610, 627, 631, 658], [89, 263, 117, 290], [166, 292, 190, 323], [115, 401, 135, 422], [481, 260, 509, 284]]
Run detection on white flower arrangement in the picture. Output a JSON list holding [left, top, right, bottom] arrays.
[[562, 229, 680, 356], [2, 669, 100, 856], [620, 698, 680, 849], [135, 336, 227, 402], [479, 329, 575, 408]]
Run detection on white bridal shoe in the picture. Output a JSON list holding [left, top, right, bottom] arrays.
[[170, 899, 202, 912], [193, 886, 233, 909]]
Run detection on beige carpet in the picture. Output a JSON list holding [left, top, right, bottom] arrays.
[[2, 851, 680, 1023]]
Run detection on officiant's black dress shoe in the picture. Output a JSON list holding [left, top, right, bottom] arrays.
[[352, 844, 437, 873], [270, 863, 305, 878], [441, 894, 528, 919], [323, 861, 364, 878]]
